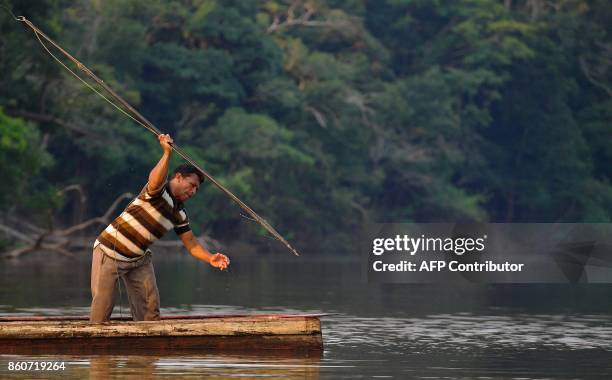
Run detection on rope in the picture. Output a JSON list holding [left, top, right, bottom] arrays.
[[14, 15, 301, 257]]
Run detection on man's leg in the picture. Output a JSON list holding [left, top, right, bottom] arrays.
[[90, 246, 119, 323], [122, 255, 160, 321]]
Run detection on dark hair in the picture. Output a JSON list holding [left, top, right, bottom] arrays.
[[172, 164, 205, 184]]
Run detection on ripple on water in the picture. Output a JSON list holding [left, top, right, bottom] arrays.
[[322, 313, 612, 352]]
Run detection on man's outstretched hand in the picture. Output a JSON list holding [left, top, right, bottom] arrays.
[[210, 253, 230, 270]]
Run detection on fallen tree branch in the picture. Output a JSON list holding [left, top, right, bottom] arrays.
[[58, 192, 132, 236], [7, 216, 46, 235], [4, 242, 74, 259], [0, 224, 35, 243], [0, 192, 132, 258]]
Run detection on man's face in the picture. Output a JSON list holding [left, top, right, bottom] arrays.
[[171, 173, 200, 202]]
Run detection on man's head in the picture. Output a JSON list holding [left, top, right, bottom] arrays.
[[169, 164, 204, 202]]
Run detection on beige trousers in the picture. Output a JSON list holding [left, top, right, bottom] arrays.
[[89, 245, 160, 323]]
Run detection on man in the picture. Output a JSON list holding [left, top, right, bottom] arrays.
[[90, 134, 230, 323]]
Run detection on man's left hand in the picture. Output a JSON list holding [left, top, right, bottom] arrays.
[[210, 253, 230, 270]]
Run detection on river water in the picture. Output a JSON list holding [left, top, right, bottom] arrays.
[[1, 251, 611, 379]]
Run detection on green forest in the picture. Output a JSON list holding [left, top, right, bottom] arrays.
[[1, 0, 610, 255]]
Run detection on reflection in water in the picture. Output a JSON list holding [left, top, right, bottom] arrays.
[[88, 355, 322, 379], [0, 354, 322, 379]]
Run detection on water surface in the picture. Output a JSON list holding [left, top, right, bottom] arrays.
[[1, 252, 611, 378]]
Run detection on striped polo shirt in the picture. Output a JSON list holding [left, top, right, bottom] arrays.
[[95, 182, 191, 261]]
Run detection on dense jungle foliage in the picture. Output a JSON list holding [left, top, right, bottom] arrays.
[[1, 0, 610, 254]]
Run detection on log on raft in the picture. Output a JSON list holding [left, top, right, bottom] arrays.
[[0, 314, 324, 355]]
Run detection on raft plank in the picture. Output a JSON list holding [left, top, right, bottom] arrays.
[[0, 314, 324, 354]]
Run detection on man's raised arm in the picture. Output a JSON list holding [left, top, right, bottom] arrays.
[[148, 134, 173, 194]]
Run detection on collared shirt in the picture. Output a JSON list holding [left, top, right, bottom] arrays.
[[95, 182, 190, 261]]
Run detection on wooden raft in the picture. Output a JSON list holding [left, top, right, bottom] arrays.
[[0, 314, 324, 355]]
